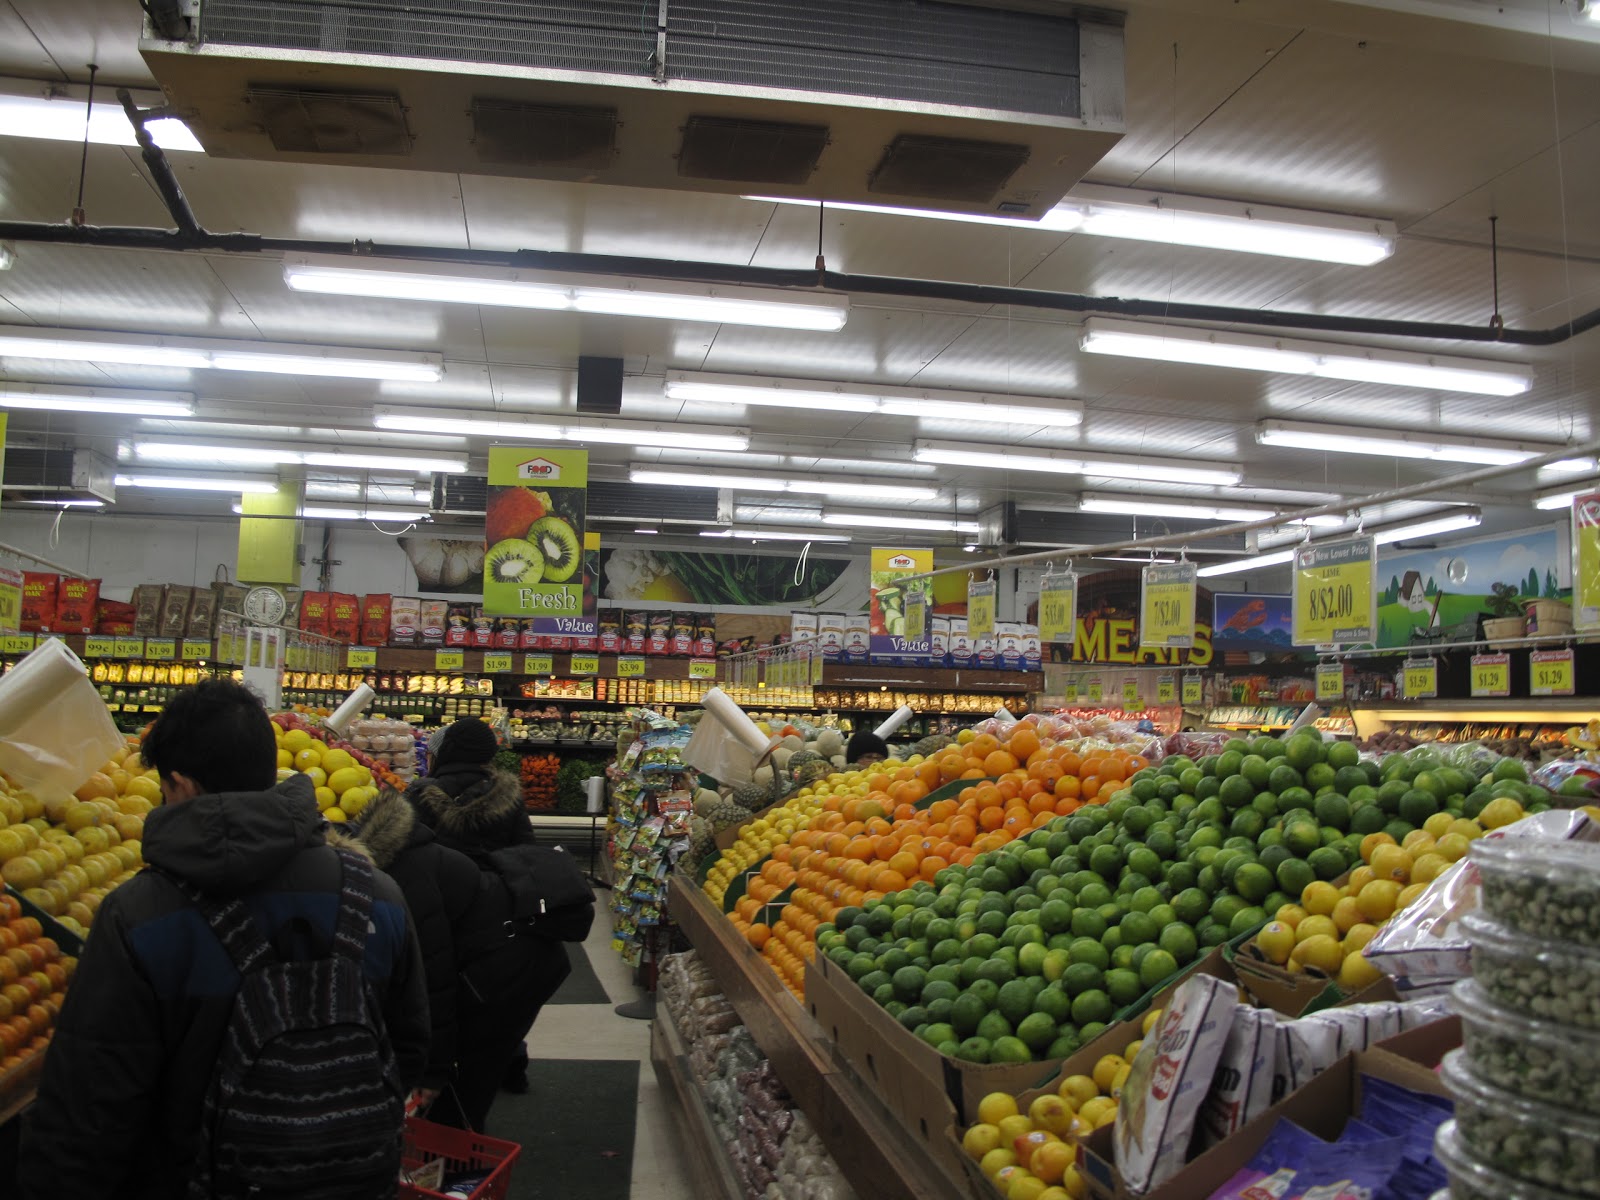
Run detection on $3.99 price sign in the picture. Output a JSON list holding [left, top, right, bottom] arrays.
[[1292, 535, 1375, 646], [1140, 562, 1196, 649]]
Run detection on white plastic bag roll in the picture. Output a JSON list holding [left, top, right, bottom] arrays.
[[325, 683, 376, 737], [992, 706, 1019, 724], [700, 686, 772, 753], [0, 638, 124, 796], [873, 704, 916, 740]]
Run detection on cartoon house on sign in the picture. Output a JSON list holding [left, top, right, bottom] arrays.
[[1398, 571, 1429, 613], [517, 456, 562, 482]]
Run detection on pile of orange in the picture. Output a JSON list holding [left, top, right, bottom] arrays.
[[717, 719, 1150, 1000]]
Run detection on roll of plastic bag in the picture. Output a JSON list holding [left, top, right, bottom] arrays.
[[684, 686, 770, 784], [324, 683, 375, 737], [0, 638, 124, 797], [873, 704, 915, 739]]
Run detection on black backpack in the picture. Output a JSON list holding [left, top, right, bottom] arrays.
[[485, 843, 596, 942], [179, 848, 405, 1200]]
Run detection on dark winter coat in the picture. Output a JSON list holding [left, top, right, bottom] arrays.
[[408, 765, 536, 864], [18, 775, 430, 1200], [331, 788, 482, 1089]]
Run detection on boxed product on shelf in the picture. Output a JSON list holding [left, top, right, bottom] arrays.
[[947, 617, 972, 667], [361, 593, 391, 646], [20, 572, 57, 632], [390, 596, 421, 646], [299, 590, 330, 636], [54, 577, 100, 634], [841, 613, 869, 664], [419, 599, 448, 646]]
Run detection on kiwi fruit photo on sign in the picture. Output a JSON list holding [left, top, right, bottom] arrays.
[[483, 447, 589, 629]]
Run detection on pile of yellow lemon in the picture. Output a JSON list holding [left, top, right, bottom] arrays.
[[274, 727, 377, 822], [701, 785, 831, 908]]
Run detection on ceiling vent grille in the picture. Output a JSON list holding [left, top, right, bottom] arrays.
[[432, 476, 719, 523], [246, 87, 412, 155], [470, 98, 618, 169], [677, 115, 829, 184], [0, 448, 116, 504]]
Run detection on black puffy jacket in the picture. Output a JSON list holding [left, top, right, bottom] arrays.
[[18, 775, 430, 1200], [332, 788, 483, 1089]]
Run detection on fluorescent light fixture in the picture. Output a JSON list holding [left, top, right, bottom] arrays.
[[230, 504, 429, 521], [0, 325, 443, 383], [664, 370, 1081, 428], [914, 439, 1242, 487], [116, 473, 279, 494], [1199, 508, 1482, 576], [1078, 492, 1278, 521], [0, 88, 201, 152], [1535, 478, 1600, 510], [628, 465, 940, 501], [749, 186, 1396, 265], [131, 441, 467, 474], [700, 528, 852, 542], [634, 528, 659, 535], [16, 499, 104, 508], [735, 505, 823, 524], [284, 255, 849, 332], [1081, 319, 1532, 397], [0, 382, 195, 417], [822, 511, 981, 534], [1257, 420, 1592, 469], [373, 406, 749, 453], [1581, 0, 1600, 21]]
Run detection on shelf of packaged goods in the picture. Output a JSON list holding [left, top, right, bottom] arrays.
[[668, 878, 968, 1200], [649, 1014, 748, 1200], [1351, 701, 1600, 741]]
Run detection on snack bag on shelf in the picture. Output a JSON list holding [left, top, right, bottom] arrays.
[[299, 591, 331, 636], [389, 596, 420, 646], [328, 593, 360, 644], [55, 577, 100, 634], [21, 571, 58, 632], [186, 585, 217, 639], [361, 594, 392, 646], [158, 584, 193, 638]]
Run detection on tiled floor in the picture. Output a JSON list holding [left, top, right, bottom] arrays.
[[517, 894, 698, 1200]]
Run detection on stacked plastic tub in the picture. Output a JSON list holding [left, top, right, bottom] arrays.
[[1436, 838, 1600, 1200]]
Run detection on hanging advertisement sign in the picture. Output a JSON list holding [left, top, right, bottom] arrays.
[[484, 447, 593, 636], [869, 548, 933, 659], [1140, 562, 1198, 649], [967, 577, 996, 638], [1293, 535, 1376, 646], [1038, 572, 1078, 644], [1575, 492, 1600, 632]]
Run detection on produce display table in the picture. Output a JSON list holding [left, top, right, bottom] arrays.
[[667, 878, 970, 1200], [649, 1014, 747, 1200]]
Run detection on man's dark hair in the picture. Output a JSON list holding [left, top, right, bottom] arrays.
[[142, 679, 279, 795], [845, 730, 889, 763]]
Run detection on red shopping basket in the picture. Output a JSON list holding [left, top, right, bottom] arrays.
[[398, 1116, 520, 1200]]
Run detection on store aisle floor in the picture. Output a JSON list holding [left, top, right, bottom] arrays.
[[490, 889, 697, 1200]]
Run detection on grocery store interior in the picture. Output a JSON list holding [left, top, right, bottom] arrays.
[[1, 0, 1600, 1198]]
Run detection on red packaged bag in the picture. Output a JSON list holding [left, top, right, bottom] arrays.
[[327, 593, 360, 643], [361, 594, 392, 646], [21, 573, 58, 633], [300, 592, 331, 636], [55, 578, 101, 633], [94, 599, 138, 636]]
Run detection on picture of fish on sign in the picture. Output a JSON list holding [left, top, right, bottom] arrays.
[[1211, 593, 1295, 652]]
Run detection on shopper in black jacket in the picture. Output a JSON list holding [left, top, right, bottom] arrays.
[[408, 718, 572, 1130], [19, 681, 430, 1200]]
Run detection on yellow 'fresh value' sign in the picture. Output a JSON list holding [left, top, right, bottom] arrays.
[[1122, 679, 1140, 708], [483, 652, 514, 673], [1530, 649, 1575, 696], [1140, 562, 1197, 649], [347, 647, 377, 668], [689, 659, 717, 680], [1156, 675, 1175, 704], [1470, 653, 1510, 698], [1182, 676, 1203, 706], [144, 638, 176, 661], [183, 640, 212, 661], [569, 653, 600, 676], [1292, 535, 1376, 645], [434, 650, 465, 670], [1038, 574, 1078, 644], [967, 578, 996, 638], [1087, 679, 1103, 703], [524, 653, 554, 675]]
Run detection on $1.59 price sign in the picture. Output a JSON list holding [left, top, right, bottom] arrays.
[[1292, 535, 1376, 646], [1469, 653, 1510, 698], [1140, 562, 1197, 649], [1401, 658, 1437, 699], [1530, 649, 1575, 696]]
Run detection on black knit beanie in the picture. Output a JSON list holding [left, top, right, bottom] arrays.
[[846, 730, 889, 763], [430, 717, 499, 772]]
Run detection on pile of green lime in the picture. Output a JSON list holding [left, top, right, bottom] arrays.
[[815, 733, 1553, 1065]]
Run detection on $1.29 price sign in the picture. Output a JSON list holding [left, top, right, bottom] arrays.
[[1469, 653, 1510, 698], [1530, 649, 1575, 696]]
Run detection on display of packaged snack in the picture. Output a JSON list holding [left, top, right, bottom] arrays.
[[390, 596, 421, 646], [597, 611, 623, 653], [670, 611, 695, 656], [1473, 835, 1600, 949], [470, 606, 496, 647], [361, 593, 392, 646], [419, 599, 448, 646], [494, 614, 520, 649], [646, 610, 671, 654], [1434, 1119, 1575, 1200], [21, 572, 58, 632], [1462, 910, 1600, 1030], [327, 592, 360, 643], [130, 583, 163, 635], [159, 584, 194, 637], [623, 610, 647, 653], [695, 614, 716, 657], [1451, 978, 1600, 1112], [185, 585, 216, 639], [93, 598, 137, 636], [54, 577, 100, 633], [1442, 1049, 1599, 1196], [299, 590, 330, 636]]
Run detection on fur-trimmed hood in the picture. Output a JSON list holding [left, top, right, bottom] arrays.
[[408, 768, 528, 855], [325, 788, 415, 870]]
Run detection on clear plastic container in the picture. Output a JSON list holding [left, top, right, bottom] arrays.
[[1451, 979, 1600, 1111], [1471, 838, 1600, 948], [1460, 912, 1600, 1031], [1440, 1051, 1600, 1197], [1435, 1120, 1590, 1200]]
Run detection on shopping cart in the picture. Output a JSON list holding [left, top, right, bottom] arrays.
[[398, 1116, 521, 1200]]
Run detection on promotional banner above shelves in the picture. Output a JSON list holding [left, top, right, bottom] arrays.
[[869, 547, 933, 659], [483, 446, 594, 637]]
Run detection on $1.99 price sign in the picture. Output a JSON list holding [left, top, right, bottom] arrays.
[[1292, 535, 1375, 646], [1470, 653, 1510, 698], [1530, 649, 1575, 696]]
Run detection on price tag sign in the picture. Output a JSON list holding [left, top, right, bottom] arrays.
[[1470, 652, 1511, 698], [570, 653, 600, 676], [144, 638, 176, 661], [524, 653, 554, 675], [434, 650, 465, 670], [1087, 679, 1103, 704], [617, 656, 647, 678], [1316, 663, 1345, 702], [1122, 679, 1141, 708], [0, 568, 19, 634], [689, 658, 717, 680], [84, 635, 116, 658], [1401, 658, 1438, 699], [1530, 648, 1575, 696], [1140, 562, 1197, 649], [1182, 676, 1203, 706], [967, 578, 996, 638], [1574, 491, 1600, 632], [115, 637, 145, 659], [483, 652, 514, 673], [1038, 573, 1078, 644], [1156, 675, 1176, 704], [183, 640, 212, 661], [347, 647, 377, 668], [811, 651, 825, 684], [905, 585, 927, 642], [2, 633, 35, 655], [1293, 535, 1376, 645]]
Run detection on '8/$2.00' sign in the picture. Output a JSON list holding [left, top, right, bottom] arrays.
[[483, 447, 594, 635], [1292, 535, 1376, 646]]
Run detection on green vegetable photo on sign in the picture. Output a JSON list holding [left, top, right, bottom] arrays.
[[483, 446, 594, 634]]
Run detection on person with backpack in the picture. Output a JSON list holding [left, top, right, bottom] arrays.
[[19, 680, 431, 1200], [408, 717, 589, 1131]]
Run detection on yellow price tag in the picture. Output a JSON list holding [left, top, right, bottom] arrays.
[[689, 659, 717, 680], [811, 651, 825, 684], [1401, 658, 1438, 699], [1038, 576, 1077, 644], [183, 640, 212, 661], [1469, 653, 1510, 698], [1293, 535, 1376, 645], [1140, 563, 1197, 649], [617, 656, 647, 678], [1087, 680, 1103, 703], [115, 637, 146, 659], [524, 653, 554, 675], [1182, 676, 1203, 706], [434, 650, 465, 670], [2, 633, 34, 655], [1530, 649, 1574, 696], [967, 579, 996, 639], [570, 653, 600, 676], [1574, 490, 1600, 631], [144, 638, 176, 661], [1122, 679, 1140, 708], [1315, 664, 1344, 702], [905, 588, 926, 642], [347, 647, 377, 668], [0, 571, 19, 633], [483, 652, 514, 673], [84, 636, 116, 658], [1156, 675, 1175, 704]]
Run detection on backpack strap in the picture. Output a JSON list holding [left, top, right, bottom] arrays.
[[329, 847, 376, 966], [159, 871, 276, 976]]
